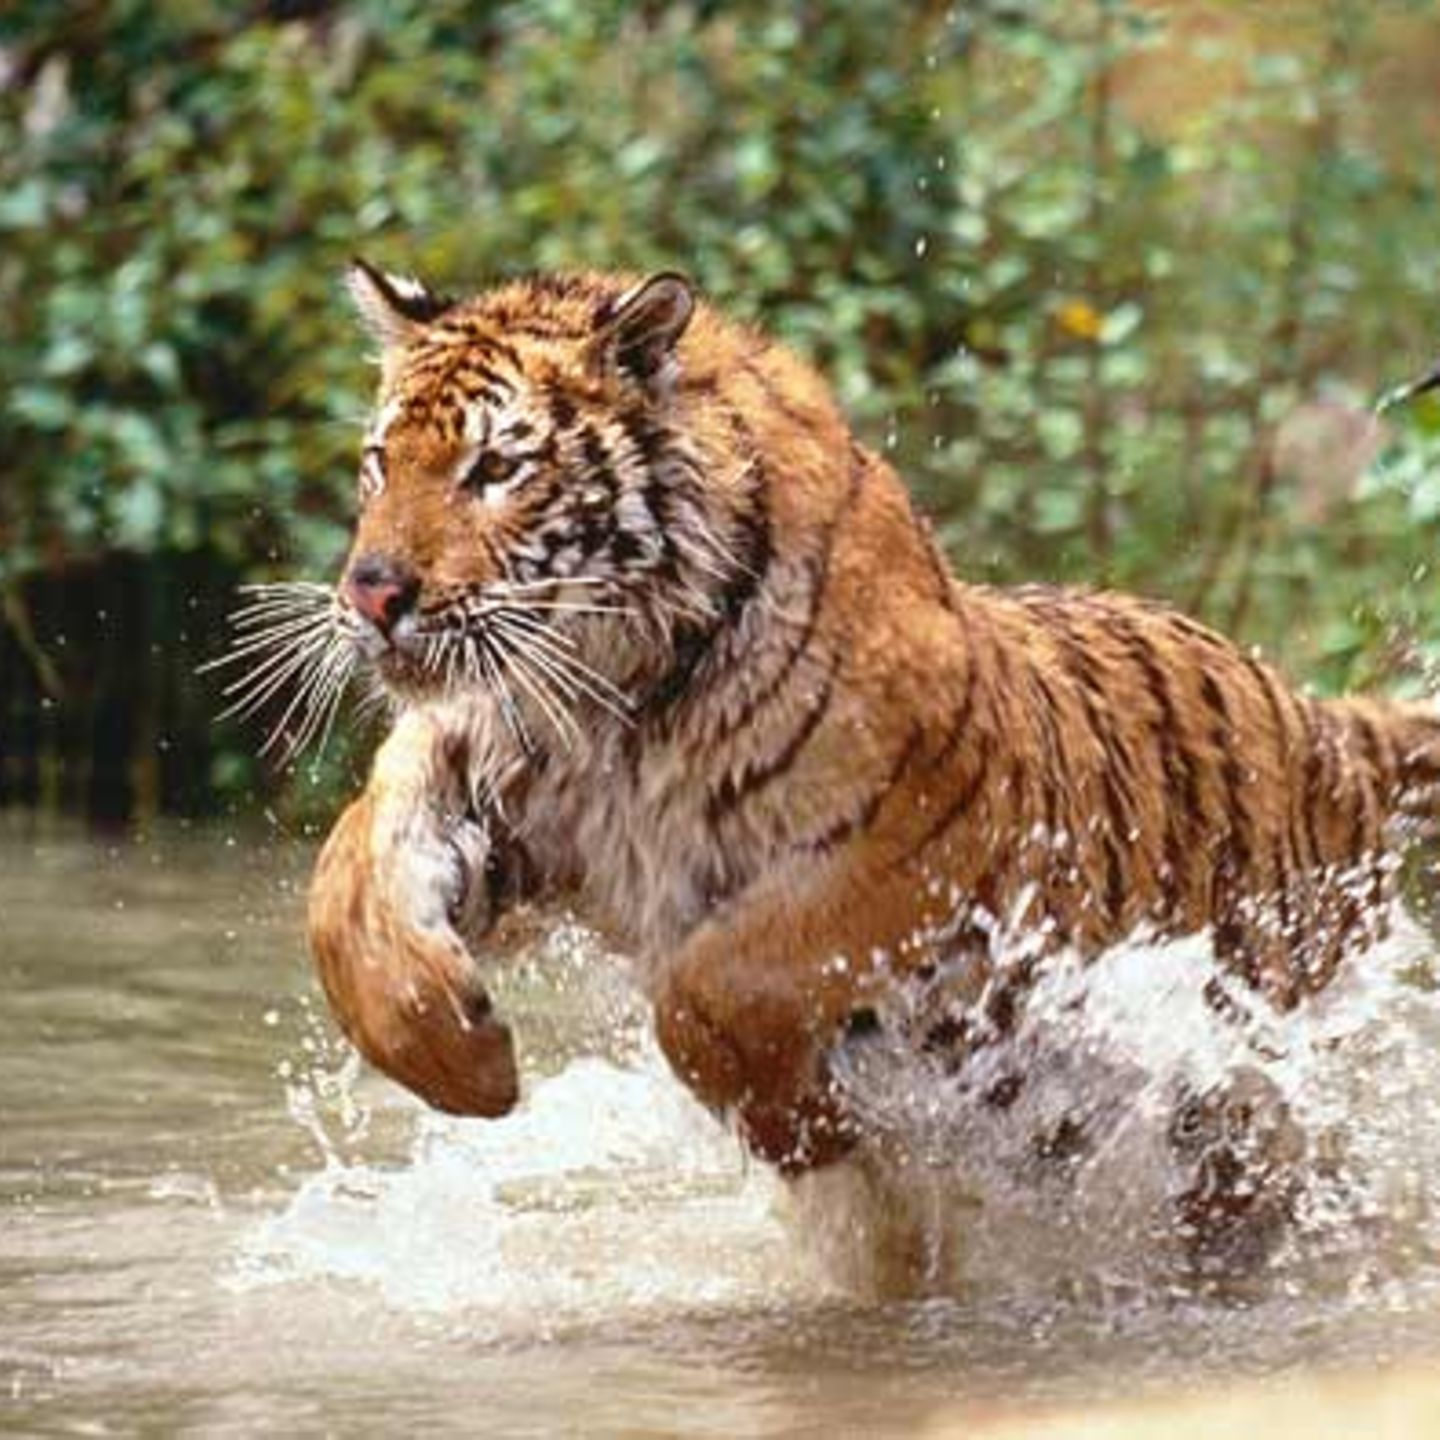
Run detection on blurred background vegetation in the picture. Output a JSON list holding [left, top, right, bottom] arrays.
[[2, 0, 1438, 826]]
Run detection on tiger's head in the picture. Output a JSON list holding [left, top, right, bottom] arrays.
[[333, 261, 750, 743]]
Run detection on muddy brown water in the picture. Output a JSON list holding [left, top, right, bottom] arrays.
[[6, 826, 1440, 1437]]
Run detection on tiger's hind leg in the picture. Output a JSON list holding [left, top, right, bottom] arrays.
[[1166, 1065, 1308, 1279]]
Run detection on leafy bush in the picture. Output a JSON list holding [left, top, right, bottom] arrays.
[[1, 0, 1438, 815]]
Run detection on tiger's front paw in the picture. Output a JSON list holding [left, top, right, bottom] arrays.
[[309, 790, 523, 1118], [307, 700, 531, 1119], [352, 938, 520, 1120]]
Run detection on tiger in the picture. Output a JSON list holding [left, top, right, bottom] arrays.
[[299, 260, 1440, 1265]]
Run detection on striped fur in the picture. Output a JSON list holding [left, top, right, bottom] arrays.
[[309, 266, 1440, 1179]]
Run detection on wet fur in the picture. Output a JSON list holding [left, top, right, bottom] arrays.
[[308, 268, 1440, 1196]]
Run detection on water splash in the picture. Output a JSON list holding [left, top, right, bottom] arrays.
[[814, 914, 1440, 1298], [233, 1041, 825, 1325], [237, 914, 1440, 1318]]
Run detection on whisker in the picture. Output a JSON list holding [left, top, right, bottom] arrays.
[[492, 625, 582, 701], [205, 584, 333, 679], [236, 581, 335, 597], [494, 626, 628, 732], [264, 635, 352, 761], [233, 580, 334, 598], [492, 628, 579, 746], [199, 615, 334, 672], [474, 634, 536, 756], [228, 592, 332, 620], [494, 599, 635, 619], [280, 662, 343, 766], [296, 636, 354, 739], [201, 581, 362, 767], [226, 609, 335, 643], [225, 604, 334, 637], [462, 633, 483, 688], [488, 628, 579, 750], [487, 608, 579, 651], [295, 644, 357, 763], [229, 583, 336, 622], [489, 614, 633, 722], [260, 642, 340, 760], [216, 625, 333, 700], [215, 633, 335, 722]]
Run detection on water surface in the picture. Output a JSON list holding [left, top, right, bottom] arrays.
[[5, 828, 1440, 1436]]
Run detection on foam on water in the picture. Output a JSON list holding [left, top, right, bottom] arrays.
[[233, 1042, 825, 1324], [236, 912, 1440, 1320]]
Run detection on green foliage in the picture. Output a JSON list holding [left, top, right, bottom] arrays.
[[1, 0, 1438, 814]]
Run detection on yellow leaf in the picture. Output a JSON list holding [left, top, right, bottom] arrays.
[[1056, 298, 1104, 341]]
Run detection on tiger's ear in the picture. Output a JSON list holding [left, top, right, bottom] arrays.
[[346, 257, 453, 352], [590, 272, 695, 391]]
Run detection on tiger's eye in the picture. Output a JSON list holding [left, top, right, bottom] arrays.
[[461, 451, 519, 493]]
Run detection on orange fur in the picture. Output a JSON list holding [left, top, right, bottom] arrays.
[[306, 266, 1440, 1179]]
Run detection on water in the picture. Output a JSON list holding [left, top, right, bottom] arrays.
[[7, 829, 1440, 1436]]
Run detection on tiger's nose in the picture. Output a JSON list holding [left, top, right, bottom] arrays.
[[344, 553, 419, 635]]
